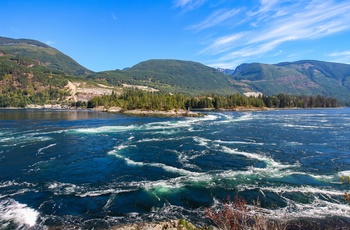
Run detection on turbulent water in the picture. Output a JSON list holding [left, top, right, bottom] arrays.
[[1, 108, 350, 229]]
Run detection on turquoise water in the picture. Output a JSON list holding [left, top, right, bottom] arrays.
[[0, 108, 350, 228]]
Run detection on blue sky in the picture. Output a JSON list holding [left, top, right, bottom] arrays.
[[1, 0, 350, 72]]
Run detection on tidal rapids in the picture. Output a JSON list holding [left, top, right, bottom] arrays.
[[1, 108, 350, 229]]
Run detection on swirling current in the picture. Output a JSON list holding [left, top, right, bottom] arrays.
[[0, 108, 350, 229]]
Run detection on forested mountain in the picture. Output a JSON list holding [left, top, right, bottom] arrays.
[[0, 46, 72, 107], [0, 36, 349, 108], [0, 36, 91, 76], [231, 60, 350, 101], [88, 59, 251, 95]]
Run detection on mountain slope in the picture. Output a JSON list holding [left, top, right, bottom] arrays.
[[232, 60, 350, 101], [0, 51, 71, 107], [1, 36, 350, 104], [0, 36, 91, 76], [89, 59, 251, 95], [0, 36, 93, 107]]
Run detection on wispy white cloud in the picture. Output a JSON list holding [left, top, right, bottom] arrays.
[[185, 0, 350, 69], [206, 60, 242, 70], [200, 32, 246, 54], [174, 0, 191, 8], [188, 8, 241, 31], [173, 0, 206, 11], [327, 50, 350, 64], [328, 51, 350, 57]]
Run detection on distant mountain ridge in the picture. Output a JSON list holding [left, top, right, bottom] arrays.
[[88, 59, 251, 95], [0, 37, 51, 48], [1, 36, 350, 103], [231, 60, 350, 101], [217, 68, 235, 76], [0, 36, 91, 76]]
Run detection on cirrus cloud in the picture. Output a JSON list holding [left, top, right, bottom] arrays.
[[177, 0, 350, 69], [173, 0, 206, 11]]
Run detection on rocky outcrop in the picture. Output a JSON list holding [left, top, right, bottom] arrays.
[[110, 219, 201, 230]]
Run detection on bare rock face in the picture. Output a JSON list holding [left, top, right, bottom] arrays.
[[66, 81, 115, 102]]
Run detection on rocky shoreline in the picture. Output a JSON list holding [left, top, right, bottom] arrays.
[[2, 105, 273, 117], [109, 219, 204, 230], [2, 105, 203, 117], [94, 107, 203, 117]]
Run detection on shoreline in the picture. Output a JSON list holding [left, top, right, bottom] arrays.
[[93, 106, 203, 117], [0, 105, 203, 117], [43, 215, 350, 229], [0, 105, 345, 117], [11, 105, 274, 117], [177, 106, 271, 112], [109, 219, 202, 230]]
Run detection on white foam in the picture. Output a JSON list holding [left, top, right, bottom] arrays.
[[144, 180, 184, 192], [109, 148, 199, 176], [127, 157, 197, 176], [115, 144, 130, 151], [0, 136, 14, 143], [238, 184, 345, 197], [79, 188, 136, 197], [137, 136, 186, 143], [216, 112, 254, 124], [208, 196, 350, 221], [211, 167, 293, 185], [0, 180, 19, 188], [263, 198, 350, 220], [37, 143, 56, 154], [69, 113, 218, 137], [32, 130, 66, 136], [285, 141, 303, 146], [0, 135, 52, 146], [215, 140, 264, 145], [47, 180, 139, 198], [193, 136, 211, 147], [71, 125, 137, 134], [0, 199, 39, 228], [177, 152, 201, 170], [0, 129, 65, 146], [107, 144, 135, 156], [338, 170, 350, 177], [0, 181, 37, 189], [153, 163, 199, 176], [301, 172, 335, 182], [142, 115, 217, 131], [283, 124, 324, 129], [151, 129, 179, 135], [47, 182, 80, 195], [221, 146, 294, 169], [143, 173, 212, 193]]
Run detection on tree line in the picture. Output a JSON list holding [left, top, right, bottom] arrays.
[[0, 86, 340, 109], [0, 54, 72, 107], [84, 89, 339, 110], [87, 89, 188, 110], [0, 88, 70, 107]]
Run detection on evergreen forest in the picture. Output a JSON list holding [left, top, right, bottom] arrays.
[[85, 89, 339, 111]]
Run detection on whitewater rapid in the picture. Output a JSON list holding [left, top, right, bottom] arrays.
[[1, 109, 350, 228]]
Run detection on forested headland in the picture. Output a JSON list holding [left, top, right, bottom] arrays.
[[84, 89, 339, 112]]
